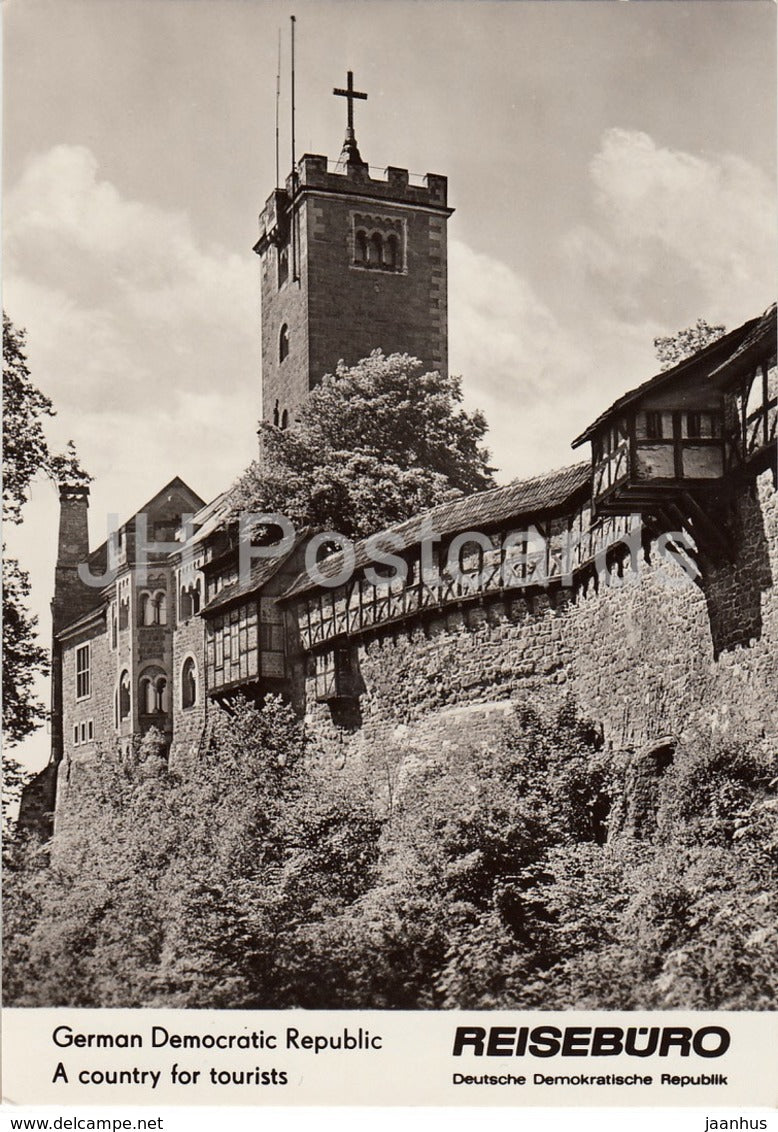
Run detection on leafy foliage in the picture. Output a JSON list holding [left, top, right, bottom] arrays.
[[4, 700, 775, 1009], [2, 559, 49, 745], [2, 313, 90, 747], [230, 351, 494, 539], [653, 318, 726, 372]]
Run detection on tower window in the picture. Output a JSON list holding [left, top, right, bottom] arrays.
[[351, 213, 405, 272], [277, 245, 289, 289], [355, 230, 368, 264], [384, 234, 399, 271], [75, 644, 91, 700], [368, 232, 383, 267], [279, 323, 290, 362], [281, 409, 289, 430], [273, 399, 280, 427]]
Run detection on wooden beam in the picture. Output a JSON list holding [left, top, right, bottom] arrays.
[[680, 491, 733, 560]]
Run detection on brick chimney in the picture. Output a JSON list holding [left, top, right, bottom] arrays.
[[52, 485, 91, 633], [50, 485, 91, 768]]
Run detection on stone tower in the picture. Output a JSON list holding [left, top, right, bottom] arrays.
[[253, 71, 453, 429]]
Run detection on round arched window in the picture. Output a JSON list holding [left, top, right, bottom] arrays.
[[119, 670, 131, 720], [279, 323, 290, 362], [182, 657, 198, 710]]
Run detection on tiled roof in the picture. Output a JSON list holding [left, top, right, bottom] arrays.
[[571, 310, 768, 448], [283, 462, 591, 600], [201, 529, 309, 615], [710, 304, 776, 379]]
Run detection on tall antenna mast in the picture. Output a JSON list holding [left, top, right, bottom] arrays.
[[275, 29, 281, 189], [290, 14, 298, 282], [290, 15, 296, 177]]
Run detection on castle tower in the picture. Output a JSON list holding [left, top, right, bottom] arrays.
[[253, 71, 453, 428]]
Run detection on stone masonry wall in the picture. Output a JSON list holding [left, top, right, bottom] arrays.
[[303, 470, 778, 778], [54, 619, 113, 833], [169, 611, 208, 771]]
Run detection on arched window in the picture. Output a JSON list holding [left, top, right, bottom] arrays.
[[139, 666, 167, 715], [154, 591, 167, 626], [138, 592, 153, 626], [119, 670, 131, 721], [281, 409, 289, 430], [182, 657, 197, 710], [155, 676, 168, 713], [180, 585, 192, 621], [368, 232, 383, 267], [279, 323, 290, 362], [192, 579, 202, 615], [354, 229, 368, 265], [384, 234, 399, 271], [118, 597, 129, 630], [140, 675, 154, 714]]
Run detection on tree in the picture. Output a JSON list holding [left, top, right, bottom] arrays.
[[230, 351, 494, 540], [2, 559, 49, 745], [2, 312, 90, 746], [653, 318, 726, 372]]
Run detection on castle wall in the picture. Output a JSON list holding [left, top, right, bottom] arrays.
[[169, 609, 208, 771], [54, 619, 113, 832], [302, 471, 778, 775]]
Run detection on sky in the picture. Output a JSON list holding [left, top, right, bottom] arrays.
[[4, 0, 776, 773]]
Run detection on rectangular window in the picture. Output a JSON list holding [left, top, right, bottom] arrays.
[[686, 411, 702, 439], [87, 720, 94, 741], [76, 644, 91, 700], [645, 411, 664, 439], [73, 724, 79, 745], [79, 721, 87, 743]]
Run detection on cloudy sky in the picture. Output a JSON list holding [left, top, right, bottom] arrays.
[[4, 0, 776, 771]]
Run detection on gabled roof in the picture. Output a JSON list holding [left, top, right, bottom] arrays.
[[201, 529, 310, 617], [171, 490, 232, 556], [56, 476, 205, 638], [283, 462, 591, 600], [571, 308, 772, 449], [710, 303, 776, 381]]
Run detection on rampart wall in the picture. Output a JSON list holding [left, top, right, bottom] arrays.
[[303, 471, 777, 781]]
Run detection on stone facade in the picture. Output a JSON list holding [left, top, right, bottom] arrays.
[[255, 154, 452, 427]]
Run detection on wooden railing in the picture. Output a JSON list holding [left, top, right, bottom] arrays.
[[298, 507, 640, 653]]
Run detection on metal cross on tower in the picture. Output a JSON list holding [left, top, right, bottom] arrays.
[[333, 70, 367, 165]]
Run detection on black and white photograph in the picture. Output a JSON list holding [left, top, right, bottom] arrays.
[[2, 0, 777, 1106]]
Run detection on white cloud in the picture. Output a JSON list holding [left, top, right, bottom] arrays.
[[565, 128, 776, 324], [449, 129, 775, 480], [4, 144, 260, 417]]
